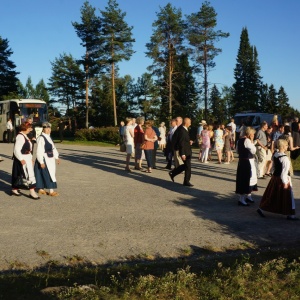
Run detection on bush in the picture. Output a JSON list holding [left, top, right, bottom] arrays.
[[74, 127, 120, 144]]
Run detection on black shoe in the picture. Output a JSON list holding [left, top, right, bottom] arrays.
[[169, 172, 174, 182], [30, 195, 40, 200], [286, 216, 299, 221], [11, 191, 22, 197], [238, 201, 249, 206], [165, 164, 172, 170], [257, 208, 265, 218], [183, 182, 194, 187], [245, 198, 255, 204]]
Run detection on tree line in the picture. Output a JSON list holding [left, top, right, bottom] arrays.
[[0, 0, 299, 129]]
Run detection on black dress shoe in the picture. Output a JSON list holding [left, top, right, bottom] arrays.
[[257, 208, 265, 217], [183, 182, 194, 187], [29, 195, 40, 200], [238, 201, 249, 206], [169, 172, 174, 182], [245, 198, 255, 204]]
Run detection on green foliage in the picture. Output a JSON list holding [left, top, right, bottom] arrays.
[[0, 36, 19, 100], [186, 1, 229, 119], [74, 127, 120, 144], [233, 27, 262, 113]]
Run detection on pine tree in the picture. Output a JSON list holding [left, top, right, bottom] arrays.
[[186, 1, 229, 119], [277, 86, 290, 120], [232, 27, 262, 113], [0, 36, 19, 99], [72, 1, 102, 128], [209, 84, 226, 123], [134, 73, 160, 119], [48, 53, 85, 112], [146, 3, 185, 119], [35, 79, 50, 103], [172, 54, 198, 120], [100, 0, 135, 126], [265, 84, 278, 113]]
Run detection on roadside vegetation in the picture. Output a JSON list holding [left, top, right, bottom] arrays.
[[1, 246, 300, 299]]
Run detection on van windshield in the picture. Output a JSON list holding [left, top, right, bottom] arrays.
[[19, 103, 48, 125], [234, 115, 255, 127]]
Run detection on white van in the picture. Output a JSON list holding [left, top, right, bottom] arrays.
[[234, 112, 281, 132]]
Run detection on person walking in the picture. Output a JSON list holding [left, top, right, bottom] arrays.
[[235, 127, 258, 206], [134, 117, 145, 170], [214, 124, 224, 164], [11, 122, 39, 199], [6, 118, 13, 143], [158, 122, 166, 150], [164, 119, 177, 170], [257, 139, 298, 220], [200, 124, 210, 163], [123, 118, 134, 172], [34, 122, 60, 196], [255, 121, 268, 179], [169, 118, 193, 186], [58, 119, 66, 143], [143, 120, 157, 173]]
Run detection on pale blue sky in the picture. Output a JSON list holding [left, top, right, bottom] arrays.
[[1, 0, 299, 110]]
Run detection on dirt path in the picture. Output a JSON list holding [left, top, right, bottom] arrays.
[[0, 143, 299, 269]]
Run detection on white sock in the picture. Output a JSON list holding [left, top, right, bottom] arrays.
[[50, 189, 54, 194], [246, 194, 252, 200], [30, 189, 38, 197]]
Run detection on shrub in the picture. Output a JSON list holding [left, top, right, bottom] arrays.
[[74, 127, 120, 143]]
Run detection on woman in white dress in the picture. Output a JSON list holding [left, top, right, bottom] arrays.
[[34, 122, 60, 196], [123, 118, 134, 172], [158, 122, 166, 150]]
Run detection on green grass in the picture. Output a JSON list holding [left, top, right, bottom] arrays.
[[53, 139, 116, 147], [1, 246, 300, 299], [292, 155, 300, 172]]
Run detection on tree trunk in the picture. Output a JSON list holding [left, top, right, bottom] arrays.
[[112, 62, 117, 126], [85, 51, 89, 128]]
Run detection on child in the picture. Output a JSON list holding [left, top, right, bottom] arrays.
[[257, 139, 298, 220]]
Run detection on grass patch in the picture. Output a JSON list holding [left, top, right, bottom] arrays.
[[1, 246, 300, 299], [292, 155, 300, 172], [53, 139, 116, 147]]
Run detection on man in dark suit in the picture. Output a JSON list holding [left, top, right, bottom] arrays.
[[169, 117, 193, 186]]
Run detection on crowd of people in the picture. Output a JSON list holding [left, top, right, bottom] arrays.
[[121, 114, 300, 221]]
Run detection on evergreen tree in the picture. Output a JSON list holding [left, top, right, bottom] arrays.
[[146, 3, 185, 119], [277, 86, 290, 120], [172, 54, 198, 120], [24, 77, 35, 98], [209, 84, 226, 122], [258, 83, 269, 112], [134, 73, 160, 120], [48, 53, 85, 112], [72, 1, 102, 128], [265, 84, 278, 113], [186, 1, 229, 119], [232, 27, 262, 113], [35, 79, 50, 103], [100, 0, 135, 126], [0, 36, 19, 99]]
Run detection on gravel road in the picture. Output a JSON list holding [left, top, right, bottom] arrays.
[[0, 143, 299, 269]]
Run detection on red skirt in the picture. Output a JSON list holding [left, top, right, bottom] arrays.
[[259, 176, 295, 215]]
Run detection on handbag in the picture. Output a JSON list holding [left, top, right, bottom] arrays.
[[120, 143, 126, 152], [14, 176, 29, 188], [140, 142, 146, 150]]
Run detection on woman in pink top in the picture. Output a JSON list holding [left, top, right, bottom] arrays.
[[200, 125, 211, 163], [143, 120, 157, 173]]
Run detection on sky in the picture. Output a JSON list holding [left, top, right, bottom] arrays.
[[1, 0, 299, 111]]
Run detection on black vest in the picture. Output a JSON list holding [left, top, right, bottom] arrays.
[[237, 138, 254, 159], [273, 154, 287, 177]]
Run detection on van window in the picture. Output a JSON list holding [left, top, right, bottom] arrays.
[[234, 115, 255, 127]]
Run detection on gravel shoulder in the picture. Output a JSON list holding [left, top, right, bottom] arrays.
[[0, 143, 299, 269]]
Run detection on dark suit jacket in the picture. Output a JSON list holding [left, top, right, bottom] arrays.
[[172, 125, 192, 157]]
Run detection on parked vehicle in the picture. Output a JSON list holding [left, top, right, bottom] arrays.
[[0, 99, 48, 142], [234, 112, 282, 133]]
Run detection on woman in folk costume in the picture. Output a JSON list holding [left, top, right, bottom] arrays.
[[34, 122, 60, 196], [257, 139, 298, 220], [235, 127, 258, 206], [11, 122, 40, 199]]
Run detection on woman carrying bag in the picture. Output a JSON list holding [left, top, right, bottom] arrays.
[[11, 122, 40, 199]]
